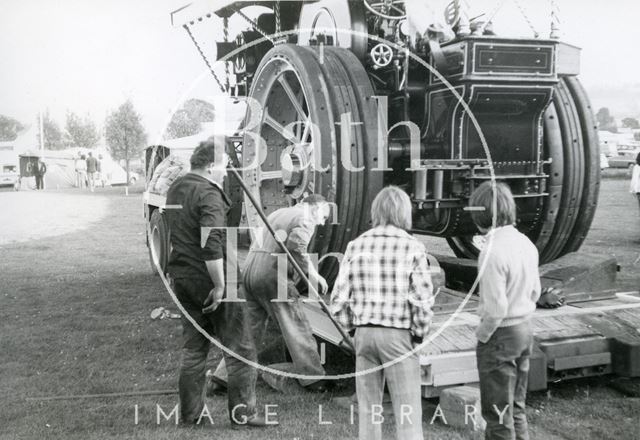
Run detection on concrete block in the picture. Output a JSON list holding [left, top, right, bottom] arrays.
[[439, 385, 486, 433], [612, 337, 640, 377]]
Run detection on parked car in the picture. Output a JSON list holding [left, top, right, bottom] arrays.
[[607, 150, 639, 169], [0, 165, 19, 189]]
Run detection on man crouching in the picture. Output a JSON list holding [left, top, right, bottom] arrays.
[[164, 137, 269, 428]]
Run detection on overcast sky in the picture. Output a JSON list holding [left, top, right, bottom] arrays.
[[2, 0, 639, 141]]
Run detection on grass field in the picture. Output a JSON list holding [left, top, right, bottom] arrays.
[[1, 179, 639, 440]]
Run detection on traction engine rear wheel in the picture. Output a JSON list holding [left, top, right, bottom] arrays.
[[446, 77, 600, 264], [242, 44, 382, 280]]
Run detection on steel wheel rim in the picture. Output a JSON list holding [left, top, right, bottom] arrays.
[[242, 46, 338, 257]]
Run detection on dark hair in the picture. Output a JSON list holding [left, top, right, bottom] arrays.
[[190, 137, 225, 170], [636, 152, 640, 166], [81, 154, 86, 160], [469, 181, 517, 229], [301, 194, 327, 205]]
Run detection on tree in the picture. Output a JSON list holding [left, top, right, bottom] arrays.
[[105, 100, 147, 185], [596, 107, 617, 133], [65, 111, 100, 149], [0, 115, 24, 141], [164, 98, 216, 139], [621, 117, 640, 129], [40, 112, 64, 150]]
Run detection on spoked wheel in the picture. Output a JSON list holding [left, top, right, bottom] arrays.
[[447, 77, 600, 264], [241, 44, 382, 280], [364, 0, 406, 20]]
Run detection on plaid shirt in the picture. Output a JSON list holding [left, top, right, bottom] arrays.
[[330, 225, 434, 339]]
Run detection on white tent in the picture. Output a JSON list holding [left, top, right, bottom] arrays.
[[0, 125, 132, 189]]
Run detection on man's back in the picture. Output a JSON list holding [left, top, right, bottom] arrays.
[[478, 225, 540, 324], [257, 207, 314, 251], [165, 173, 230, 280], [86, 156, 98, 173], [249, 206, 316, 278]]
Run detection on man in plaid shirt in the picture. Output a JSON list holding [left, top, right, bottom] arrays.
[[331, 186, 434, 440]]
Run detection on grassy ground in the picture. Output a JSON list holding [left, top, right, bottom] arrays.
[[1, 179, 639, 439]]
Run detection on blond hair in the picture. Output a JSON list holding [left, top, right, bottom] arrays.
[[371, 186, 413, 230], [469, 181, 516, 229]]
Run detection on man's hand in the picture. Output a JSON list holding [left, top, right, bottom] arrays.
[[318, 276, 328, 295], [537, 286, 565, 309], [309, 272, 328, 295], [203, 286, 225, 314]]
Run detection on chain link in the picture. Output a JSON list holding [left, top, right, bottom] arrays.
[[223, 16, 231, 91], [275, 1, 281, 34], [183, 24, 227, 94], [512, 0, 539, 38], [549, 0, 561, 38], [233, 8, 276, 44]]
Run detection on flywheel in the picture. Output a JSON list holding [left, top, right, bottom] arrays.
[[446, 77, 600, 264], [241, 44, 383, 280]]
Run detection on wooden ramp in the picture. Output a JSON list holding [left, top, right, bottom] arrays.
[[303, 290, 640, 396]]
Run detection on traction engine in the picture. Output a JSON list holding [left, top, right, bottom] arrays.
[[143, 1, 640, 393]]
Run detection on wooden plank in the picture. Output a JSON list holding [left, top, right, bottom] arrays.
[[552, 353, 611, 370]]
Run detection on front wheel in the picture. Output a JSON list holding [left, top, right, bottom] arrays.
[[148, 209, 170, 276]]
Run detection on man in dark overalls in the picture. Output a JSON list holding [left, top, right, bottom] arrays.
[[165, 137, 268, 427]]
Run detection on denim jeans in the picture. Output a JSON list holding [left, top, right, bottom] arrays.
[[355, 327, 423, 440], [476, 321, 533, 440], [174, 277, 258, 424]]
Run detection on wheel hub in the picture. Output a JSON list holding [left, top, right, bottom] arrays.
[[281, 144, 310, 198]]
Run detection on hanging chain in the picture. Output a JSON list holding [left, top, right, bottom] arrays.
[[275, 1, 281, 34], [223, 16, 231, 91], [512, 0, 539, 38], [233, 8, 276, 44], [183, 24, 227, 94]]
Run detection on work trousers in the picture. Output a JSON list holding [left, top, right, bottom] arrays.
[[35, 175, 44, 190], [355, 327, 423, 440], [214, 252, 325, 387], [174, 277, 257, 424], [245, 252, 326, 386], [476, 321, 533, 440]]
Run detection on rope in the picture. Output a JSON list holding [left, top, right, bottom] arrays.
[[183, 24, 227, 94], [234, 8, 276, 44], [223, 16, 231, 91]]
